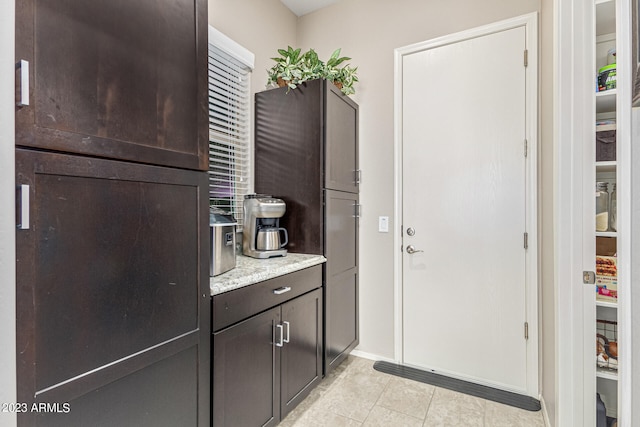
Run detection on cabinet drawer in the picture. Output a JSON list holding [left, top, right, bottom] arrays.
[[213, 265, 321, 331]]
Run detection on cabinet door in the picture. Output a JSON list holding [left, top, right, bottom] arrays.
[[325, 270, 359, 373], [15, 149, 210, 426], [280, 289, 323, 419], [254, 79, 324, 255], [324, 81, 359, 193], [213, 307, 281, 427], [15, 0, 208, 171], [325, 190, 359, 275], [324, 190, 359, 373]]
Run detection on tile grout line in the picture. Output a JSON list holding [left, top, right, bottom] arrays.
[[422, 384, 436, 425], [363, 373, 393, 424]]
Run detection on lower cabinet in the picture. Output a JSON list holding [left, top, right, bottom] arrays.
[[325, 268, 358, 372], [324, 190, 359, 373], [212, 267, 323, 427], [213, 307, 281, 427], [15, 149, 210, 426]]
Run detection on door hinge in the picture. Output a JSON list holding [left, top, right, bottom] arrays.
[[524, 49, 528, 67], [524, 139, 528, 157], [524, 322, 529, 340], [524, 232, 528, 249]]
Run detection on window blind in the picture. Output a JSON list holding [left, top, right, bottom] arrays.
[[207, 27, 254, 230]]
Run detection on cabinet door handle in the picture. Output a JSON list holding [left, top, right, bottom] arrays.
[[17, 60, 29, 107], [275, 324, 284, 347], [355, 169, 362, 184], [17, 185, 30, 230], [283, 321, 290, 343], [354, 203, 361, 218], [273, 286, 291, 295]]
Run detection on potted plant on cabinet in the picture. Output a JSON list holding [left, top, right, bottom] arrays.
[[267, 47, 358, 95], [266, 46, 305, 90]]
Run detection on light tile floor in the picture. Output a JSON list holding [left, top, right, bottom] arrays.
[[280, 356, 546, 427]]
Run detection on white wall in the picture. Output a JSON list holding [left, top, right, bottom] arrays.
[[209, 0, 556, 423], [0, 0, 17, 426], [208, 0, 298, 98], [632, 107, 640, 426]]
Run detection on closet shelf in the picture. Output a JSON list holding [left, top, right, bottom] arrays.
[[596, 299, 617, 309], [596, 89, 617, 113], [596, 368, 618, 381]]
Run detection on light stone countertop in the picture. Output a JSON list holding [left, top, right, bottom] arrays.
[[210, 253, 326, 296]]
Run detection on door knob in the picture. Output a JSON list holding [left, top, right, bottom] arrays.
[[406, 245, 423, 254]]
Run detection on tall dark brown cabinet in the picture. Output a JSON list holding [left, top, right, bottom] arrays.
[[255, 79, 359, 374], [14, 1, 210, 425]]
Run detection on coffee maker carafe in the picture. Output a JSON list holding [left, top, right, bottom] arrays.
[[243, 194, 288, 258]]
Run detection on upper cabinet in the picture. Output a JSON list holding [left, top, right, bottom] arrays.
[[15, 0, 209, 171], [254, 79, 360, 254], [325, 85, 359, 193]]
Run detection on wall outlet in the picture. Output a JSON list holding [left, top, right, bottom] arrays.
[[378, 216, 389, 233]]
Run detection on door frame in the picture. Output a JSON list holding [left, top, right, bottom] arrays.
[[555, 0, 633, 425], [393, 12, 539, 398]]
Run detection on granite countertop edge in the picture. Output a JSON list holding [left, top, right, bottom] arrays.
[[210, 253, 326, 296]]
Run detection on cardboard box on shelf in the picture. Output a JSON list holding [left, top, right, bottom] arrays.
[[596, 236, 616, 256], [596, 254, 617, 302]]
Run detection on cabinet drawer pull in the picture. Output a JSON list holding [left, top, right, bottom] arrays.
[[17, 60, 29, 107], [273, 286, 291, 295], [283, 321, 290, 343], [275, 324, 284, 347], [17, 185, 30, 230]]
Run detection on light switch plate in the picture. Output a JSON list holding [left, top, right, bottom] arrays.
[[378, 216, 389, 233]]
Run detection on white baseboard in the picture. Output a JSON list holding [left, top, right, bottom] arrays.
[[350, 349, 396, 364], [540, 395, 551, 427]]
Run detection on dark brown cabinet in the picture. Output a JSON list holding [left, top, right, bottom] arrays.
[[212, 267, 323, 426], [213, 307, 281, 427], [255, 79, 359, 374], [14, 0, 210, 425], [325, 86, 359, 193], [15, 0, 209, 171], [15, 150, 210, 426], [324, 190, 359, 371]]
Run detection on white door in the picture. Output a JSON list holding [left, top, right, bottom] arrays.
[[401, 24, 532, 393]]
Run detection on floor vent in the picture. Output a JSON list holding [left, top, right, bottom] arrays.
[[373, 361, 541, 412]]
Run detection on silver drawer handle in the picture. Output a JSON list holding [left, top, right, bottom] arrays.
[[17, 60, 29, 106], [17, 185, 30, 230], [283, 321, 290, 343], [273, 286, 291, 295], [275, 324, 284, 347]]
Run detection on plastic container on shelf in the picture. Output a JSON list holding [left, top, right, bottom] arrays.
[[598, 64, 617, 91], [609, 183, 617, 231], [607, 48, 616, 65], [596, 182, 610, 232]]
